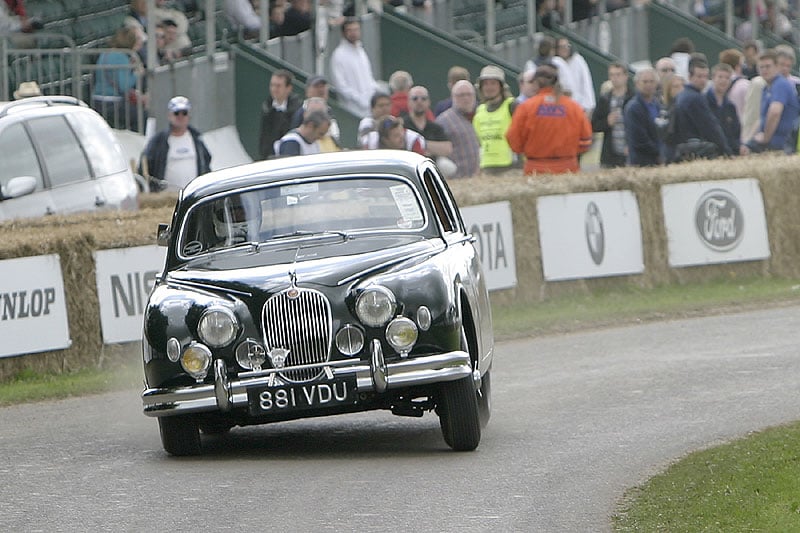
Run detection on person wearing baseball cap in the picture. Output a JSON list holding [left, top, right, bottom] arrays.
[[139, 96, 212, 191], [472, 65, 518, 174]]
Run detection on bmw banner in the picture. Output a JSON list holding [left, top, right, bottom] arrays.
[[661, 178, 769, 267], [537, 191, 644, 281]]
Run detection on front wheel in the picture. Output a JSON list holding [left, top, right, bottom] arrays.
[[477, 369, 491, 428], [158, 416, 201, 456], [438, 375, 481, 451]]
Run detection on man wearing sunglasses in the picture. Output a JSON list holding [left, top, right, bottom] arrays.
[[140, 95, 212, 192], [400, 86, 453, 159]]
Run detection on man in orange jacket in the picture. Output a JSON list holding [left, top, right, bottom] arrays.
[[505, 64, 593, 174]]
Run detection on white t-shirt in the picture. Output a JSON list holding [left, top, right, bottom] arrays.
[[164, 132, 197, 191], [274, 130, 321, 156]]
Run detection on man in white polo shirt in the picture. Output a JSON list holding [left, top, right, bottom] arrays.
[[140, 96, 212, 191]]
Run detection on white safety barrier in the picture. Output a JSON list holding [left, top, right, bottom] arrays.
[[0, 174, 774, 354]]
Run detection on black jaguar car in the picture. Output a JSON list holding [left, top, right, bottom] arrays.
[[141, 150, 494, 455]]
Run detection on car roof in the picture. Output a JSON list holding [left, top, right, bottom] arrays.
[[182, 150, 432, 202], [0, 96, 89, 120]]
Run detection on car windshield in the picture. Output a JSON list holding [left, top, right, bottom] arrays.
[[179, 177, 427, 257]]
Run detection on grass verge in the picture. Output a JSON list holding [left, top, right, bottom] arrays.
[[613, 421, 800, 531], [0, 361, 142, 407], [492, 277, 800, 339]]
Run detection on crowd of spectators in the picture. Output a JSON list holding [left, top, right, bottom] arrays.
[[9, 0, 800, 186], [253, 24, 800, 180]]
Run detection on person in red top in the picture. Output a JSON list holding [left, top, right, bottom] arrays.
[[506, 64, 593, 174]]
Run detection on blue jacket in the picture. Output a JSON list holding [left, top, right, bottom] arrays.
[[705, 89, 740, 154], [673, 84, 731, 156], [93, 51, 137, 97], [140, 125, 212, 189], [623, 93, 661, 166]]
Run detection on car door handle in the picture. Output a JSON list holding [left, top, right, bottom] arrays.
[[95, 196, 106, 207]]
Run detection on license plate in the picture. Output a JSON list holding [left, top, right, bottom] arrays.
[[247, 378, 357, 415]]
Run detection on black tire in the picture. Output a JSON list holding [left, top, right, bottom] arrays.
[[199, 422, 232, 436], [477, 369, 492, 428], [438, 375, 481, 451], [158, 416, 201, 456]]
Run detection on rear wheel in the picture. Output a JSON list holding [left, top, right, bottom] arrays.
[[158, 416, 201, 456]]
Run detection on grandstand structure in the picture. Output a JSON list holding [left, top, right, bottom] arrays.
[[2, 0, 796, 146]]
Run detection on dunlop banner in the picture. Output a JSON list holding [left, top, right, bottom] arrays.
[[0, 255, 70, 358]]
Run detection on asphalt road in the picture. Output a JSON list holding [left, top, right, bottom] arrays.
[[1, 305, 799, 532]]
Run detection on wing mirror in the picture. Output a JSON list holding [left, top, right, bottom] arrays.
[[157, 223, 171, 247], [1, 176, 37, 199]]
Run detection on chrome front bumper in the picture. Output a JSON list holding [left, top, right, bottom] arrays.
[[142, 340, 474, 417]]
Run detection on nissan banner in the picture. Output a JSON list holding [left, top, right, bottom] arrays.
[[0, 255, 70, 358], [537, 191, 644, 281], [94, 246, 167, 344], [661, 178, 770, 267]]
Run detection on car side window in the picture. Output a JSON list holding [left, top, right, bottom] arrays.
[[66, 111, 127, 177], [0, 122, 44, 192], [422, 169, 456, 233], [26, 116, 93, 187]]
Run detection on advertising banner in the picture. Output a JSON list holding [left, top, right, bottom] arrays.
[[537, 191, 644, 281], [661, 179, 770, 267], [0, 255, 70, 358], [94, 246, 167, 344], [461, 202, 517, 291]]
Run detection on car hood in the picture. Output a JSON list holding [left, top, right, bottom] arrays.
[[167, 234, 443, 294]]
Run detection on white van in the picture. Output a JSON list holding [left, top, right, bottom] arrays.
[[0, 96, 139, 221]]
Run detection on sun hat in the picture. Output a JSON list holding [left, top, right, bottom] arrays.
[[13, 81, 42, 99], [477, 65, 506, 83]]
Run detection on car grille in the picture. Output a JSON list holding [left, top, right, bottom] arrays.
[[262, 287, 333, 383]]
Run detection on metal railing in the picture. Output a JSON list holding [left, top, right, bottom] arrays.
[[3, 32, 146, 132]]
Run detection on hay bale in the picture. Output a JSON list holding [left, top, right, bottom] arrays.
[[451, 154, 800, 303], [2, 154, 799, 379]]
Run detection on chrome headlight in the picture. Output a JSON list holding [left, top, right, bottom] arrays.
[[355, 286, 396, 327], [386, 317, 418, 354], [198, 307, 239, 347], [181, 343, 212, 381], [416, 306, 432, 331], [235, 338, 266, 370], [336, 324, 364, 356], [166, 337, 181, 362]]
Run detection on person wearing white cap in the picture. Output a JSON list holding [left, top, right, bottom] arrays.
[[472, 65, 518, 174], [139, 96, 212, 191]]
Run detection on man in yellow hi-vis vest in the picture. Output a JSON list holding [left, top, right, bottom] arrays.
[[472, 65, 518, 175]]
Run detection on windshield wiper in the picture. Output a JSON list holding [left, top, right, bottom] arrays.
[[269, 230, 348, 241]]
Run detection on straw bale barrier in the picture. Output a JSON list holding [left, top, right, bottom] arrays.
[[1, 154, 798, 380]]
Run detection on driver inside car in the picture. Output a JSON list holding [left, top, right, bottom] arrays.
[[212, 194, 261, 246]]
